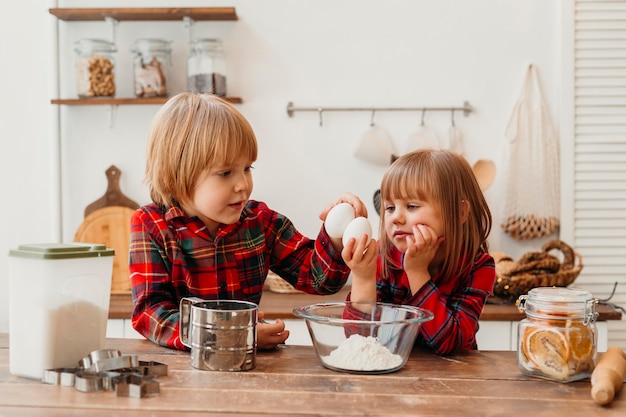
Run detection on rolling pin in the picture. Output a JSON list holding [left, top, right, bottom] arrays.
[[591, 347, 626, 405]]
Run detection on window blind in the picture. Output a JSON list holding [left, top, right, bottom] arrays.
[[570, 0, 626, 348]]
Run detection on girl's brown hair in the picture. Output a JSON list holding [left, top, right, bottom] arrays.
[[378, 149, 492, 282], [145, 93, 258, 207]]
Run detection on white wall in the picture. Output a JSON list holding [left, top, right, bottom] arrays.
[[0, 0, 563, 332]]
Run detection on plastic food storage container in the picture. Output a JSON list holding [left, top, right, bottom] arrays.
[[8, 243, 115, 379], [74, 39, 117, 98], [517, 287, 598, 383], [130, 38, 172, 98], [187, 38, 227, 96]]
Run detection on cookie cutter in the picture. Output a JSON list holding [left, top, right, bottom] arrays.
[[79, 349, 122, 370], [89, 354, 139, 373], [137, 360, 168, 377], [42, 368, 81, 386], [43, 349, 164, 398], [114, 373, 160, 398]]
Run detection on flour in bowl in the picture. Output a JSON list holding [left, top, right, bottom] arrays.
[[322, 334, 403, 371]]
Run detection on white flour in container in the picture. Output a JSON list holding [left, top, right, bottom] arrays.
[[322, 334, 402, 371]]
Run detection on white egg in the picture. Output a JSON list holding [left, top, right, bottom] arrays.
[[325, 203, 356, 238], [342, 217, 373, 247]]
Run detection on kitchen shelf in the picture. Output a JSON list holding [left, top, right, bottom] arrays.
[[49, 7, 238, 22], [51, 97, 243, 106], [50, 7, 242, 106]]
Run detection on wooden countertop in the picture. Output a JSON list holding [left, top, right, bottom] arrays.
[[0, 333, 624, 416], [110, 286, 623, 321]]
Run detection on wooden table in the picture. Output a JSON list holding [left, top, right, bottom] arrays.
[[109, 286, 623, 321], [0, 333, 624, 416]]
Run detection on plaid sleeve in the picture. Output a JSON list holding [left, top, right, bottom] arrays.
[[407, 253, 496, 355], [252, 201, 350, 295], [128, 207, 186, 350]]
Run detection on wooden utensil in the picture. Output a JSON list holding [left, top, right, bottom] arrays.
[[74, 165, 139, 294], [591, 347, 626, 405], [472, 159, 496, 191], [84, 165, 139, 217]]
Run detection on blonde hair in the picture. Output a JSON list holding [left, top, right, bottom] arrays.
[[145, 93, 258, 207], [378, 149, 492, 282]]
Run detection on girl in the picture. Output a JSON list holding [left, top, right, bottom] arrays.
[[344, 149, 496, 355], [129, 93, 367, 351]]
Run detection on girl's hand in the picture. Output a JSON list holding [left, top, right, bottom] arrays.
[[319, 192, 368, 221], [342, 235, 377, 279], [257, 312, 289, 350], [403, 224, 444, 279], [342, 235, 378, 303]]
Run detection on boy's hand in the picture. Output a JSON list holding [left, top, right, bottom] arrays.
[[257, 312, 289, 350], [319, 192, 368, 221]]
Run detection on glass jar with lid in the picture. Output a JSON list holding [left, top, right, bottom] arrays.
[[130, 39, 172, 98], [517, 287, 598, 383], [187, 38, 227, 97], [74, 39, 117, 98]]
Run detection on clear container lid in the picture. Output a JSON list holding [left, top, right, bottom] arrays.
[[190, 38, 223, 53], [130, 38, 172, 54], [74, 39, 117, 54], [518, 287, 598, 323]]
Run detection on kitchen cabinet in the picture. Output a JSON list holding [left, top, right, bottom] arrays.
[[49, 7, 242, 105], [107, 288, 619, 350]]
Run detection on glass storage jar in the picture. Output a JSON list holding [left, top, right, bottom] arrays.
[[517, 287, 598, 383], [74, 39, 117, 98], [187, 38, 227, 96], [130, 39, 172, 98]]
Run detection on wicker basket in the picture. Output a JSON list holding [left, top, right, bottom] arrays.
[[492, 240, 583, 300], [265, 271, 303, 294]]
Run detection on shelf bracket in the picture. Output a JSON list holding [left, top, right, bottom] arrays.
[[183, 16, 195, 42], [105, 16, 119, 44], [108, 105, 118, 129]]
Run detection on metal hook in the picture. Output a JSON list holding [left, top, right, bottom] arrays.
[[104, 17, 119, 44], [370, 109, 376, 127], [317, 107, 323, 127], [420, 108, 426, 126], [183, 16, 195, 42], [450, 109, 456, 127]]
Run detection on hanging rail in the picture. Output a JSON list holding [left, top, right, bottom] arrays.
[[286, 101, 473, 126]]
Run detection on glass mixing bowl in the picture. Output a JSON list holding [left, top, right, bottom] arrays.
[[293, 301, 433, 374]]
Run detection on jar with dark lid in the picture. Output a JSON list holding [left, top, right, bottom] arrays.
[[517, 287, 598, 382], [74, 39, 117, 98], [187, 38, 227, 96], [130, 39, 172, 98]]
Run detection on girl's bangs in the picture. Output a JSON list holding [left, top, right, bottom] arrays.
[[383, 160, 431, 202]]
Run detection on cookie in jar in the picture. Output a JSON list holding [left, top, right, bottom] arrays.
[[517, 287, 598, 382], [130, 39, 172, 98], [74, 39, 117, 98]]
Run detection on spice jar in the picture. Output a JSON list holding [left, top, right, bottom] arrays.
[[74, 39, 117, 98], [130, 39, 172, 98], [517, 287, 598, 383], [187, 38, 227, 96]]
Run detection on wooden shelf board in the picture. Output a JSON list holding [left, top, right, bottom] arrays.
[[49, 7, 238, 22], [51, 97, 243, 105]]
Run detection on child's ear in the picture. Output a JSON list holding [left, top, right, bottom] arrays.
[[460, 200, 470, 224]]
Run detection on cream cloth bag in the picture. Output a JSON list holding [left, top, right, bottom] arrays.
[[354, 122, 396, 166], [501, 64, 560, 240]]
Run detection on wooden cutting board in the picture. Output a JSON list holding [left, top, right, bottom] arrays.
[[74, 165, 139, 294]]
